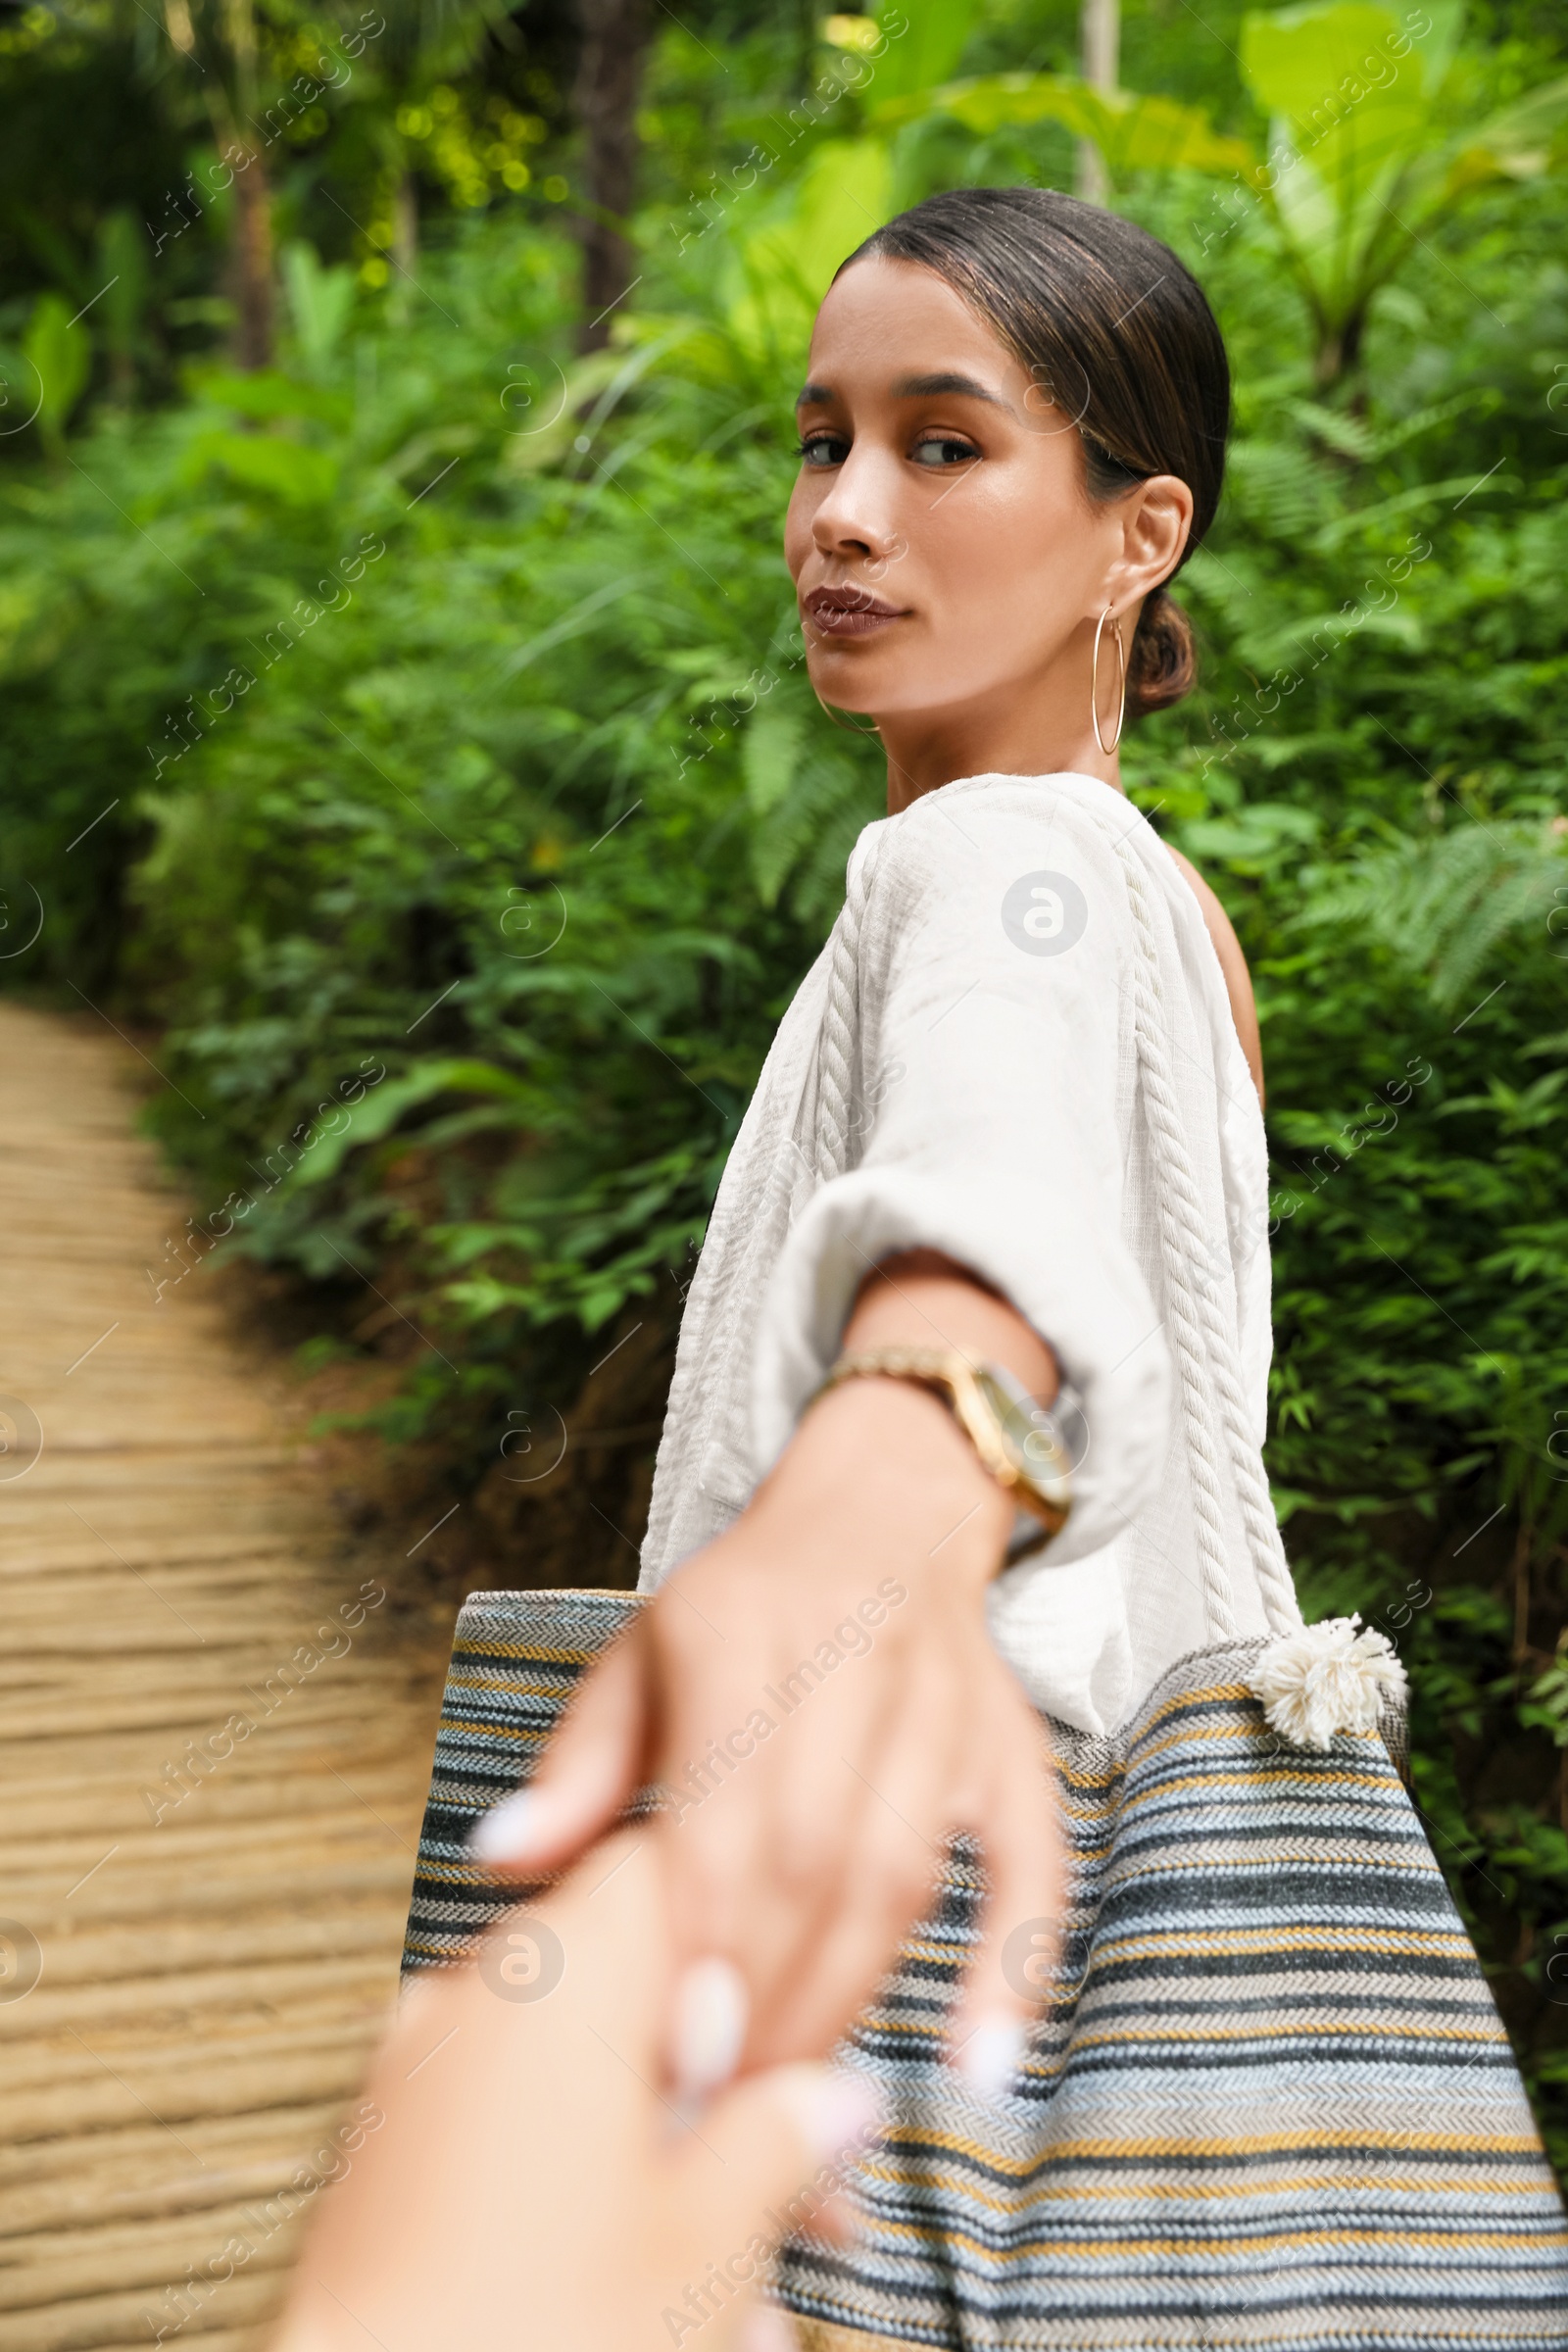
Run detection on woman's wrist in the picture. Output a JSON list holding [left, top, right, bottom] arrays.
[[754, 1375, 1014, 1596], [843, 1249, 1059, 1404], [741, 1252, 1057, 1601]]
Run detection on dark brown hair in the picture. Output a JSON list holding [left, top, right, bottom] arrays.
[[837, 186, 1230, 720]]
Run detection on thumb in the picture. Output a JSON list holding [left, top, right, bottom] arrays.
[[661, 2064, 882, 2269], [468, 1618, 651, 1874]]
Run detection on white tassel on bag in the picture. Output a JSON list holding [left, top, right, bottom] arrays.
[[1248, 1613, 1407, 1752]]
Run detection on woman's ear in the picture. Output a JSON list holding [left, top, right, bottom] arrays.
[[1109, 473, 1193, 608]]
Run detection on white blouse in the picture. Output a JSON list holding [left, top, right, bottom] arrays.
[[637, 772, 1301, 1735]]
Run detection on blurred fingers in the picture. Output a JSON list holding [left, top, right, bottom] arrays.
[[743, 1648, 959, 2067], [468, 1620, 650, 1873], [662, 2061, 882, 2268], [757, 1835, 942, 2066], [668, 1953, 751, 2108], [952, 1675, 1064, 2100], [656, 1671, 887, 2078], [735, 2307, 801, 2351]]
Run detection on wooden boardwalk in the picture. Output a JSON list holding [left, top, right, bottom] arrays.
[[0, 1004, 453, 2352]]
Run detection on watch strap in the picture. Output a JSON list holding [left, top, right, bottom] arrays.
[[811, 1345, 1072, 1543]]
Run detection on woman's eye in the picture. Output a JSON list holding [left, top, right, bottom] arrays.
[[796, 435, 848, 467], [912, 436, 977, 467]]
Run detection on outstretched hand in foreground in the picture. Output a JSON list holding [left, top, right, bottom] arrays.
[[272, 1831, 877, 2352], [474, 1253, 1066, 2101]]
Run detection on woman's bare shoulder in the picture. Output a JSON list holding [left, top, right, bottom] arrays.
[[1163, 845, 1264, 1107]]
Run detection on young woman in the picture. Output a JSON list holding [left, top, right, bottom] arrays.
[[478, 180, 1276, 2076], [465, 188, 1568, 2346]]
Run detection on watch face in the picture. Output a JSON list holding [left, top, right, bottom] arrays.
[[975, 1370, 1078, 1511]]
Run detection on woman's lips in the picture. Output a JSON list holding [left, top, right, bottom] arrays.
[[803, 586, 906, 639]]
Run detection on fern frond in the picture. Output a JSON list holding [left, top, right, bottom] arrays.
[[1311, 820, 1568, 1004]]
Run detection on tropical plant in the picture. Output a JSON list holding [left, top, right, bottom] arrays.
[[1239, 0, 1568, 378], [633, 0, 1254, 377], [18, 291, 91, 455], [657, 0, 1568, 392]]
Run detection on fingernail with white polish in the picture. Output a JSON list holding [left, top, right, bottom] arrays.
[[956, 2017, 1027, 2103], [670, 1955, 750, 2104], [740, 2304, 797, 2352], [468, 1787, 548, 1864], [782, 2069, 884, 2166]]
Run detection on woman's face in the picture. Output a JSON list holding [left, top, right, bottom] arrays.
[[784, 254, 1190, 786]]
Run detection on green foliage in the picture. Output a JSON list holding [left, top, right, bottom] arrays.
[[21, 292, 90, 454], [1239, 0, 1568, 374], [867, 0, 980, 98], [280, 241, 360, 371], [874, 70, 1256, 175], [711, 0, 1252, 358]]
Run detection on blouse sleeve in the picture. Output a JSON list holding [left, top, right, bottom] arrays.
[[748, 782, 1171, 1567]]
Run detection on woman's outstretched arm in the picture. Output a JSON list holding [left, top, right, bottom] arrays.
[[477, 1247, 1066, 2089]]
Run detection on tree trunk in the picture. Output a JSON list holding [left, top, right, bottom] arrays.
[[1313, 304, 1366, 392], [573, 0, 650, 352], [1076, 0, 1119, 206], [390, 169, 419, 325], [231, 143, 273, 370]]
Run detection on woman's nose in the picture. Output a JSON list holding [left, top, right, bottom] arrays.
[[810, 450, 904, 567]]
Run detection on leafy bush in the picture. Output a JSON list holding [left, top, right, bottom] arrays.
[[0, 213, 886, 1573]]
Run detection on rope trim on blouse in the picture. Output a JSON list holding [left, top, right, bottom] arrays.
[[815, 836, 878, 1184], [1115, 840, 1299, 1642]]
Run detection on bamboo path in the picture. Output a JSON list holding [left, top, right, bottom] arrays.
[[0, 1004, 454, 2352]]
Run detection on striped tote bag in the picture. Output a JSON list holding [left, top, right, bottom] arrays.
[[400, 1585, 1568, 2349]]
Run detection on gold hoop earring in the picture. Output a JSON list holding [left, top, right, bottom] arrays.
[[812, 689, 880, 739], [1091, 606, 1127, 757]]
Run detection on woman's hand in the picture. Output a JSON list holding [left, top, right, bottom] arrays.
[[273, 1834, 878, 2352], [474, 1254, 1066, 2096]]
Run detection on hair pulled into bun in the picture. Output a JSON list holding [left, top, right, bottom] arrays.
[[841, 187, 1230, 724], [1127, 587, 1198, 720]]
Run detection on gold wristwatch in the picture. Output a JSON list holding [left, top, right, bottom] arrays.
[[810, 1345, 1074, 1551]]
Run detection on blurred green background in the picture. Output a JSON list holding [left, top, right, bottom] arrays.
[[4, 0, 1568, 2163]]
